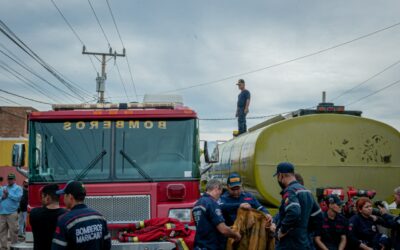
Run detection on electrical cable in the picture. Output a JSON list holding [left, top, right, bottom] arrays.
[[50, 0, 99, 75], [346, 78, 400, 106], [0, 41, 91, 100], [0, 48, 75, 102], [0, 48, 76, 102], [0, 95, 21, 105], [331, 58, 400, 102], [87, 0, 111, 48], [0, 21, 86, 101], [160, 20, 400, 94], [0, 88, 54, 105], [0, 62, 60, 103], [0, 20, 90, 100], [105, 0, 139, 102], [115, 61, 130, 102]]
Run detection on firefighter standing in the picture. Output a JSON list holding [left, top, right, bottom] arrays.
[[220, 173, 271, 226], [51, 181, 111, 250], [314, 194, 348, 250], [193, 179, 241, 250], [274, 162, 323, 250]]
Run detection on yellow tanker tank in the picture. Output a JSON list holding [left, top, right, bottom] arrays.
[[208, 107, 400, 208]]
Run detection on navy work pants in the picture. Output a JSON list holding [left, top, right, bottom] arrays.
[[237, 109, 247, 134]]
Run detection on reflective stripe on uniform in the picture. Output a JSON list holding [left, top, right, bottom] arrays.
[[52, 238, 68, 246], [66, 215, 105, 230], [193, 205, 206, 212], [295, 189, 311, 194], [311, 208, 322, 217], [104, 233, 111, 240], [284, 202, 300, 211], [257, 206, 263, 210]]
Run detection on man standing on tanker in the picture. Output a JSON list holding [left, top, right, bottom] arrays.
[[274, 162, 323, 250], [236, 79, 250, 135]]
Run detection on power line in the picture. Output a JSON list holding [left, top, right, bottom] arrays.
[[50, 0, 99, 75], [0, 88, 54, 105], [0, 95, 21, 105], [87, 0, 111, 48], [0, 42, 90, 100], [160, 20, 400, 94], [0, 20, 87, 102], [0, 61, 60, 103], [0, 48, 75, 102], [1, 20, 91, 100], [115, 61, 129, 102], [346, 78, 400, 106], [105, 0, 124, 48], [331, 58, 400, 101], [105, 0, 139, 102]]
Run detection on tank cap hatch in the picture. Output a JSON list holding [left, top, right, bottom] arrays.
[[291, 91, 362, 117]]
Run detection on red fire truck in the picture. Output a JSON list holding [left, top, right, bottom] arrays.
[[11, 97, 200, 249]]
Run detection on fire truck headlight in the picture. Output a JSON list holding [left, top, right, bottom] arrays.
[[168, 208, 191, 222]]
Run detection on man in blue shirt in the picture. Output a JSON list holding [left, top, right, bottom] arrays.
[[0, 173, 22, 249], [236, 79, 250, 135], [220, 173, 271, 226], [52, 180, 111, 250], [193, 179, 241, 250]]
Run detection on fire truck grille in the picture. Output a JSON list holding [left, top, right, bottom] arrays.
[[85, 195, 151, 223]]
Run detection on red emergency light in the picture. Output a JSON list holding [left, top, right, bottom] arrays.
[[167, 184, 186, 200]]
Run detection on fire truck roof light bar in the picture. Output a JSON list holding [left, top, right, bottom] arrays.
[[52, 102, 180, 111]]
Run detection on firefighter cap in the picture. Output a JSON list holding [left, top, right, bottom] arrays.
[[236, 79, 245, 85], [227, 172, 242, 188], [273, 162, 294, 177], [326, 194, 344, 206], [56, 180, 86, 198], [7, 173, 16, 180]]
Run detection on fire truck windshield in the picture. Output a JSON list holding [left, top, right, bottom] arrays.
[[29, 119, 198, 182]]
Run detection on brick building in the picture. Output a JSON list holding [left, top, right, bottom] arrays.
[[0, 106, 37, 138]]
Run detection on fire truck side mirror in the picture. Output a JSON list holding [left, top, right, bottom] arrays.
[[204, 141, 219, 163], [12, 143, 25, 167]]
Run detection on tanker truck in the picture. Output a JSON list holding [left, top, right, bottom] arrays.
[[203, 101, 400, 211]]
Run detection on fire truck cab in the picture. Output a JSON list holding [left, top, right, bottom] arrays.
[[11, 95, 200, 249]]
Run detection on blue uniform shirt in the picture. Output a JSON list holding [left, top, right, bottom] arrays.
[[276, 180, 322, 250], [219, 191, 269, 226], [314, 212, 348, 250], [237, 89, 250, 109], [193, 193, 226, 250], [0, 183, 22, 214], [348, 213, 389, 249], [51, 204, 111, 250]]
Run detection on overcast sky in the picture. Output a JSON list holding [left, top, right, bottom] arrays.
[[0, 0, 399, 140]]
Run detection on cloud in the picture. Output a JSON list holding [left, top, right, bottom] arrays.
[[0, 0, 399, 139]]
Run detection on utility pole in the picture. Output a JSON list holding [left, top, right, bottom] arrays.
[[82, 46, 125, 103]]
